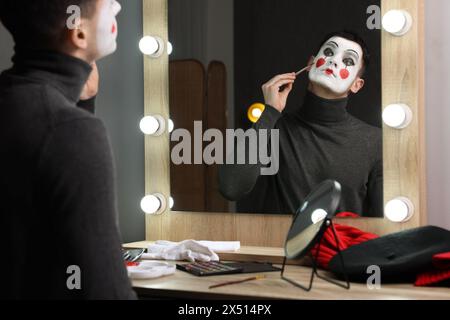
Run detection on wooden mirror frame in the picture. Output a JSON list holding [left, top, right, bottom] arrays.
[[142, 0, 426, 247]]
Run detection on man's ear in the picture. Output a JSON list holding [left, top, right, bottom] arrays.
[[67, 21, 89, 50], [350, 77, 365, 94]]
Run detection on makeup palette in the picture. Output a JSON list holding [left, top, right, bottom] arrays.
[[176, 261, 244, 277]]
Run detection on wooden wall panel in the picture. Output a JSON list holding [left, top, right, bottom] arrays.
[[169, 60, 206, 212]]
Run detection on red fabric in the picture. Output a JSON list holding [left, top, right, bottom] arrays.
[[415, 252, 450, 287], [334, 212, 361, 218], [310, 212, 379, 269]]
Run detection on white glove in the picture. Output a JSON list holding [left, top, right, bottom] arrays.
[[152, 240, 240, 252], [141, 240, 220, 262], [127, 261, 176, 280]]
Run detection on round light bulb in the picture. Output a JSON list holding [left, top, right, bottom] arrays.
[[169, 197, 174, 209], [247, 103, 265, 123], [383, 104, 412, 129], [140, 195, 162, 214], [167, 42, 173, 55], [382, 10, 412, 36], [140, 115, 166, 136], [139, 36, 165, 57], [251, 108, 263, 119], [140, 116, 159, 135], [168, 119, 174, 133], [139, 36, 159, 55], [385, 197, 414, 223]]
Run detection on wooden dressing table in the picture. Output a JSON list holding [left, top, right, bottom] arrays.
[[125, 242, 450, 300]]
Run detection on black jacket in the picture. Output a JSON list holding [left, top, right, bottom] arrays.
[[0, 49, 136, 299]]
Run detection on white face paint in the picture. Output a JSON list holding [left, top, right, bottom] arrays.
[[96, 0, 122, 58], [308, 36, 363, 95]]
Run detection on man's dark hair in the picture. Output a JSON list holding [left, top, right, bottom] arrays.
[[0, 0, 97, 50], [315, 30, 371, 78]]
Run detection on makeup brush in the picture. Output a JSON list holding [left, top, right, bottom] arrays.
[[295, 64, 313, 76], [279, 64, 313, 92]]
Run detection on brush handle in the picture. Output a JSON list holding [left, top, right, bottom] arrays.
[[279, 65, 311, 93]]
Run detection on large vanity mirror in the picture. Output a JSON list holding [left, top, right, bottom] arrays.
[[168, 0, 383, 217], [142, 0, 426, 247]]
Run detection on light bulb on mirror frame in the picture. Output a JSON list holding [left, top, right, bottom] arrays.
[[382, 104, 413, 129], [139, 36, 165, 57], [169, 197, 174, 209], [140, 193, 167, 215], [167, 41, 173, 55], [382, 10, 412, 36], [140, 115, 166, 136], [385, 197, 414, 223], [168, 119, 174, 133]]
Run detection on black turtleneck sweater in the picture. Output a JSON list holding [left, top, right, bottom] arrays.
[[218, 91, 383, 217], [0, 50, 136, 299]]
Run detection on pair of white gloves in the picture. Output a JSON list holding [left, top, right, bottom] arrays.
[[141, 240, 240, 262]]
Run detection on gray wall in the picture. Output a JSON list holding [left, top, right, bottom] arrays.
[[0, 1, 145, 243], [1, 1, 449, 237], [95, 1, 145, 243], [0, 23, 13, 71]]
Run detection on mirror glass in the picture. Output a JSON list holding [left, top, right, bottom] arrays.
[[285, 180, 341, 259], [168, 0, 383, 217]]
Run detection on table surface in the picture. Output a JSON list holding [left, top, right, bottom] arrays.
[[125, 242, 450, 300], [131, 262, 450, 300]]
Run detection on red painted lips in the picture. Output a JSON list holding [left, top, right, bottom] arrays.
[[325, 68, 334, 76]]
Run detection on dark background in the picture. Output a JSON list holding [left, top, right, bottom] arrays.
[[234, 0, 382, 130]]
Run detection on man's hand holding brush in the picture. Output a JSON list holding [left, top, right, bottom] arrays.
[[261, 57, 314, 113]]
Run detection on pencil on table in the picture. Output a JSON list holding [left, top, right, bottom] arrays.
[[209, 275, 266, 289]]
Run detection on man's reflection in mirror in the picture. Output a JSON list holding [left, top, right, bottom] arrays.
[[219, 31, 383, 217]]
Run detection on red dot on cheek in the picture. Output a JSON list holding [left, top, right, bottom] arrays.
[[111, 24, 116, 34], [340, 69, 350, 80], [316, 58, 326, 68]]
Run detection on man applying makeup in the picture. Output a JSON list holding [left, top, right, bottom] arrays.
[[219, 31, 383, 217], [0, 0, 136, 299]]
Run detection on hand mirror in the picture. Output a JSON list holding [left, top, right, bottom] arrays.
[[281, 180, 350, 291], [285, 180, 342, 260]]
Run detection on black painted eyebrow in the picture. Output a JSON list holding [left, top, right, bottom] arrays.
[[346, 49, 360, 59], [326, 41, 339, 48]]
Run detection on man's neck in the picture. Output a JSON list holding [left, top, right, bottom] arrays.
[[308, 82, 349, 100], [60, 47, 95, 65]]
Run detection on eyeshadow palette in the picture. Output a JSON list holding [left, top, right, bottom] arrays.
[[176, 261, 244, 277]]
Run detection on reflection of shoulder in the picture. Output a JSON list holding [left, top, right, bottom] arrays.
[[275, 112, 297, 129], [348, 114, 382, 137]]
